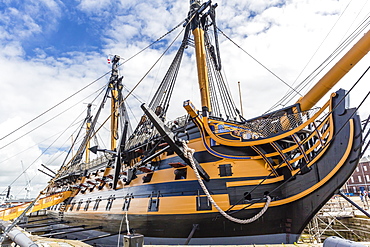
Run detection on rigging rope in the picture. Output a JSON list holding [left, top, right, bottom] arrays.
[[286, 0, 353, 95], [182, 141, 271, 224], [312, 66, 370, 127], [118, 21, 185, 69], [0, 75, 109, 142], [204, 27, 242, 120], [216, 27, 301, 97], [149, 25, 191, 115], [265, 16, 370, 113], [0, 116, 85, 196], [192, 65, 369, 215], [0, 18, 185, 147], [0, 85, 106, 196], [124, 12, 201, 151], [0, 19, 189, 190], [215, 15, 369, 115], [0, 84, 107, 151]]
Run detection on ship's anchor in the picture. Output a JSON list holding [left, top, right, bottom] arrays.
[[182, 141, 271, 224]]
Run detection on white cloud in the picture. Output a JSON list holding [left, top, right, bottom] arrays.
[[77, 0, 112, 14], [0, 117, 44, 197], [0, 0, 369, 197], [0, 1, 62, 46]]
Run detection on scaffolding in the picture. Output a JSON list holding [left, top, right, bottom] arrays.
[[301, 196, 370, 243]]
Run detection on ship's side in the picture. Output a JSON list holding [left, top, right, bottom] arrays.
[[42, 0, 369, 245], [0, 1, 369, 246], [46, 88, 362, 244]]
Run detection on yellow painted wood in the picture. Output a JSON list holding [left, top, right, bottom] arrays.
[[192, 28, 211, 111], [297, 30, 370, 111], [226, 176, 284, 187], [200, 100, 331, 147], [0, 191, 72, 221], [111, 89, 119, 150], [64, 121, 353, 216]]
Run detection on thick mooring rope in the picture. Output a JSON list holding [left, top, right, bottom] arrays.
[[182, 141, 271, 224]]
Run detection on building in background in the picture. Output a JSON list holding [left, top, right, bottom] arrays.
[[342, 155, 370, 195]]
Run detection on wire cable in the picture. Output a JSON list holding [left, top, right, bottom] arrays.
[[0, 85, 106, 150], [217, 27, 301, 96], [0, 19, 185, 144]]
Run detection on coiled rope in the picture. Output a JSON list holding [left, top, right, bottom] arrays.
[[182, 141, 271, 224]]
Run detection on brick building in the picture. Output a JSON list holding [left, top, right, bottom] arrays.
[[342, 155, 370, 195]]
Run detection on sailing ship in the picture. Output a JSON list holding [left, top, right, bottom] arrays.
[[1, 0, 370, 245]]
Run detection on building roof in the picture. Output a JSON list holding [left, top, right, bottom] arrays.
[[360, 155, 370, 163]]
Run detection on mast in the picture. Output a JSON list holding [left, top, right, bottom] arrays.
[[297, 30, 370, 111], [238, 81, 244, 117], [109, 55, 122, 151], [6, 186, 11, 200], [189, 0, 212, 116], [85, 103, 92, 164]]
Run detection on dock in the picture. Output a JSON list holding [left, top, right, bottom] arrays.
[[2, 227, 370, 247], [2, 195, 370, 246], [303, 195, 370, 243]]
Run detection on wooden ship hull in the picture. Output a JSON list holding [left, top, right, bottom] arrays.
[[47, 89, 361, 244], [2, 0, 369, 245]]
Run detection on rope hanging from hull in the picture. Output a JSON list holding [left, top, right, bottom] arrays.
[[182, 141, 271, 224]]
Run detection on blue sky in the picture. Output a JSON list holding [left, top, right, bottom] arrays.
[[0, 0, 369, 198], [1, 0, 114, 58]]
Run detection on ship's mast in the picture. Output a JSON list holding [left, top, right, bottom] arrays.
[[85, 103, 92, 163], [189, 0, 212, 116], [109, 55, 122, 151]]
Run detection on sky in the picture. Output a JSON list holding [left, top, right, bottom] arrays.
[[0, 0, 369, 199]]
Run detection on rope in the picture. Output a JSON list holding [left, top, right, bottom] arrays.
[[182, 141, 271, 224], [217, 27, 300, 97]]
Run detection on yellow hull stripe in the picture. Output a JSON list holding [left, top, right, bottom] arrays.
[[226, 176, 284, 187], [64, 119, 353, 216], [110, 119, 352, 214], [0, 191, 72, 221]]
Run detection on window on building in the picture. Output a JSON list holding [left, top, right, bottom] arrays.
[[364, 166, 368, 172], [356, 167, 359, 172], [366, 175, 370, 182], [350, 177, 354, 183], [358, 176, 362, 183]]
